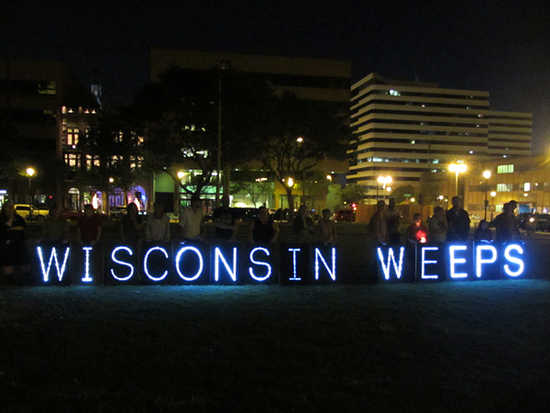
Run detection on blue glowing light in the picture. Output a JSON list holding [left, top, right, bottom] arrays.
[[314, 247, 336, 281], [503, 244, 525, 277], [110, 246, 135, 282], [288, 248, 302, 281], [36, 246, 71, 282], [81, 246, 94, 283], [143, 246, 169, 281], [377, 246, 405, 280], [420, 246, 439, 280], [475, 244, 497, 278], [449, 245, 469, 279], [214, 247, 238, 282], [248, 247, 272, 282], [175, 245, 204, 282]]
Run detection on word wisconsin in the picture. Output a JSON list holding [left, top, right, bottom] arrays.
[[33, 243, 338, 285]]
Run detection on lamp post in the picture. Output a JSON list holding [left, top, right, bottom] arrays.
[[215, 59, 231, 208], [25, 167, 36, 204], [448, 162, 467, 197], [482, 169, 491, 220], [490, 191, 496, 220], [376, 175, 392, 200]]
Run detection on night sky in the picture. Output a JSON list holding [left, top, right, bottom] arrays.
[[2, 3, 549, 152]]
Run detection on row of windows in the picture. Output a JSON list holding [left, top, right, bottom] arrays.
[[63, 153, 144, 169], [347, 176, 420, 183], [353, 88, 488, 102], [354, 147, 487, 155], [355, 138, 488, 147], [354, 128, 487, 138], [352, 107, 486, 119], [353, 118, 487, 129], [349, 166, 446, 174], [351, 99, 488, 111]]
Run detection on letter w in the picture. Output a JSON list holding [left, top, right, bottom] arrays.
[[36, 246, 71, 282], [377, 246, 405, 280]]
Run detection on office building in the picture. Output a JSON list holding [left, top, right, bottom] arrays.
[[347, 73, 532, 202]]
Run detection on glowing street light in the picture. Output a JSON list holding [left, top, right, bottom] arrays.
[[25, 167, 36, 177], [376, 175, 392, 200], [108, 177, 115, 184], [177, 170, 186, 180], [448, 161, 467, 196], [410, 197, 416, 203], [490, 191, 496, 198], [326, 174, 332, 181], [286, 177, 295, 188], [482, 170, 492, 180], [296, 136, 304, 144]]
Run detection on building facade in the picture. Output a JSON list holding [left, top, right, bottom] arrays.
[[149, 49, 352, 209], [347, 73, 532, 203]]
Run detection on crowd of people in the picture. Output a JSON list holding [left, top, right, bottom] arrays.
[[0, 194, 533, 279], [369, 196, 525, 245]]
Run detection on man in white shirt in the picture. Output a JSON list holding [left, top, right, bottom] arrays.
[[179, 197, 204, 240]]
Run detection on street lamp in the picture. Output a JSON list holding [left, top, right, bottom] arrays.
[[296, 136, 304, 144], [482, 169, 491, 220], [448, 161, 467, 197], [376, 175, 392, 200], [25, 167, 36, 204], [286, 177, 294, 188], [177, 170, 185, 180], [490, 191, 497, 220], [108, 177, 115, 184]]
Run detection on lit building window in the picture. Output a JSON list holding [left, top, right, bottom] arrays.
[[389, 89, 400, 96], [137, 136, 144, 145], [497, 164, 514, 174], [523, 182, 531, 192], [38, 81, 56, 95], [86, 155, 100, 170], [61, 106, 67, 114], [497, 183, 512, 192], [64, 153, 80, 168], [66, 128, 79, 146]]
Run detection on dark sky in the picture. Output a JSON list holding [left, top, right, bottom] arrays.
[[2, 3, 549, 152]]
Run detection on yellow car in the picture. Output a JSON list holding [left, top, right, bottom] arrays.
[[13, 204, 49, 222]]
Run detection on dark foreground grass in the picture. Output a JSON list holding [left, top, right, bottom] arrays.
[[1, 281, 550, 412]]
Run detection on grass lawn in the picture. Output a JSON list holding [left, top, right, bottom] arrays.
[[1, 281, 550, 412]]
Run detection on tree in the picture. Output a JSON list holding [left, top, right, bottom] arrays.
[[230, 169, 273, 207], [75, 112, 144, 211], [341, 184, 366, 204], [131, 68, 219, 201], [258, 93, 348, 210], [391, 185, 417, 204]]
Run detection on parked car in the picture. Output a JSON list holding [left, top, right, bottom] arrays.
[[13, 204, 49, 222]]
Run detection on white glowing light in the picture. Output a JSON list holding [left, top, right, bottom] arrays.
[[248, 247, 272, 282], [81, 246, 94, 283], [175, 246, 204, 282], [314, 247, 336, 281], [143, 246, 169, 282], [420, 246, 439, 280], [214, 247, 238, 282], [503, 244, 525, 277], [449, 245, 468, 279], [110, 246, 135, 282], [288, 248, 302, 281], [377, 246, 405, 280], [37, 246, 71, 282], [475, 245, 497, 278]]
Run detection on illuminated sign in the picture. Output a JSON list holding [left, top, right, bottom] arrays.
[[31, 242, 530, 286]]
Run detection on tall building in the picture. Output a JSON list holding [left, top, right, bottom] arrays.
[[347, 73, 532, 202]]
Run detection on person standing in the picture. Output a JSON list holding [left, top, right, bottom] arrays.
[[428, 206, 448, 243], [213, 196, 239, 241], [490, 202, 520, 243], [318, 208, 336, 245], [249, 206, 279, 244], [179, 196, 204, 241], [446, 196, 470, 241], [0, 201, 28, 278], [369, 200, 388, 244], [145, 201, 170, 242], [386, 198, 401, 244], [292, 205, 312, 243], [120, 203, 144, 243], [474, 220, 493, 241], [407, 213, 429, 244], [78, 204, 103, 245], [41, 205, 70, 244]]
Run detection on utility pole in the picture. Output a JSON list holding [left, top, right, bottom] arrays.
[[215, 60, 231, 208]]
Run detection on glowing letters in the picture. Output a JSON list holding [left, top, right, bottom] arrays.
[[420, 246, 439, 280], [248, 247, 272, 282], [449, 245, 469, 279], [503, 244, 525, 278], [175, 246, 204, 282], [81, 246, 94, 283], [377, 246, 405, 280], [110, 246, 135, 282], [37, 246, 71, 283], [475, 245, 497, 278], [314, 247, 336, 281], [143, 246, 169, 282], [288, 248, 302, 281], [214, 247, 238, 282]]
